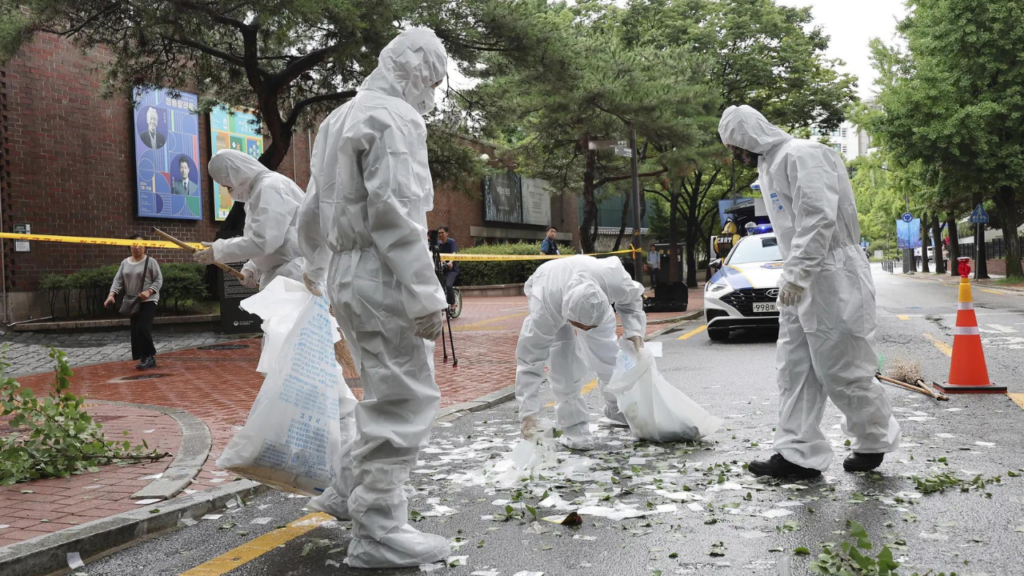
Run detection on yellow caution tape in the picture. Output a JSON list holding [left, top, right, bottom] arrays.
[[439, 248, 639, 262], [0, 232, 640, 262], [0, 232, 204, 251]]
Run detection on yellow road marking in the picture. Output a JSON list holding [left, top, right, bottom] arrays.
[[923, 332, 953, 358], [980, 288, 1010, 295], [452, 311, 528, 332], [1008, 393, 1024, 411], [545, 379, 598, 408], [179, 513, 333, 576], [897, 315, 911, 321], [677, 325, 708, 340]]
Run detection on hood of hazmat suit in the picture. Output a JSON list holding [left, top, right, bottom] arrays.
[[515, 255, 646, 438], [718, 105, 900, 472], [295, 28, 451, 568], [208, 150, 305, 288]]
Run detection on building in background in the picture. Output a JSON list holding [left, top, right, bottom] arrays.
[[806, 121, 873, 160]]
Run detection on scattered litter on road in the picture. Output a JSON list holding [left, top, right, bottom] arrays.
[[133, 498, 162, 505], [758, 509, 793, 518], [67, 552, 85, 570], [200, 514, 223, 521], [419, 562, 446, 572], [139, 473, 163, 480], [250, 517, 273, 525]]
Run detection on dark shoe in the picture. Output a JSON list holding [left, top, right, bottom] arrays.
[[843, 452, 884, 472], [140, 357, 157, 370], [748, 453, 822, 479], [136, 359, 146, 370]]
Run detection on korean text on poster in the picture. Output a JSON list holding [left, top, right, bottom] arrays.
[[133, 88, 202, 220]]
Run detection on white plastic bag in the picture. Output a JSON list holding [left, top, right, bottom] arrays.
[[606, 340, 722, 442], [218, 290, 357, 495]]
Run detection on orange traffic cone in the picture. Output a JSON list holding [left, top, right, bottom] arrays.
[[934, 258, 1006, 394]]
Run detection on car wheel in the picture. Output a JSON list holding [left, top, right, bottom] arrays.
[[707, 327, 729, 341]]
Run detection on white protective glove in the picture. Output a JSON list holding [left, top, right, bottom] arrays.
[[777, 281, 805, 307], [413, 311, 444, 341], [521, 415, 538, 440], [627, 335, 644, 352], [302, 273, 323, 297], [240, 267, 259, 289], [193, 241, 216, 265]]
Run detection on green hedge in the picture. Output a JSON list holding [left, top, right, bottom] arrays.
[[39, 262, 211, 319], [456, 242, 545, 286]]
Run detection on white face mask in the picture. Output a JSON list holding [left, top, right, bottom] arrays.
[[412, 88, 436, 116]]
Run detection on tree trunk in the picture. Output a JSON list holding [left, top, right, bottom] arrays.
[[684, 215, 699, 288], [579, 143, 598, 254], [612, 193, 630, 252], [930, 213, 945, 274], [946, 214, 960, 276], [920, 211, 930, 273], [667, 185, 681, 283], [993, 186, 1023, 279]]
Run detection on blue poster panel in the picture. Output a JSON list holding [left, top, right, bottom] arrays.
[[896, 218, 922, 249], [133, 88, 203, 220]]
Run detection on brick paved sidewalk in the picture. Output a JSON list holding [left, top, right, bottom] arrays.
[[0, 403, 180, 547], [3, 291, 702, 547]]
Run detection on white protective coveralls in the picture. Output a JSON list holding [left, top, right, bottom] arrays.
[[296, 28, 450, 568], [515, 255, 647, 449], [205, 150, 305, 288], [718, 105, 901, 472]]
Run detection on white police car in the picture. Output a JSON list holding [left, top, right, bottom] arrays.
[[704, 232, 783, 341]]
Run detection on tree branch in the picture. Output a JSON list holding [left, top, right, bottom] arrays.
[[268, 44, 337, 90], [169, 0, 252, 31], [160, 34, 246, 67], [594, 168, 667, 189]]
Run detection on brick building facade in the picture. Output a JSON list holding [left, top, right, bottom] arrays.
[[0, 35, 577, 322]]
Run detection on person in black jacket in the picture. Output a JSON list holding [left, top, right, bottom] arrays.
[[436, 226, 459, 314]]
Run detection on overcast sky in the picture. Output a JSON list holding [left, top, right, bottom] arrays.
[[776, 0, 908, 99]]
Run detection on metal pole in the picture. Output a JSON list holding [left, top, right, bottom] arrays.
[[629, 123, 643, 283]]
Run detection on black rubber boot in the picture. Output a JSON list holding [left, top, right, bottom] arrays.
[[843, 452, 884, 472], [748, 453, 822, 479]]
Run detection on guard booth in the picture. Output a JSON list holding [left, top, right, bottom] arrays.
[[646, 242, 688, 312]]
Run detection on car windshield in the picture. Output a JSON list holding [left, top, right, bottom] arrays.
[[728, 236, 782, 264]]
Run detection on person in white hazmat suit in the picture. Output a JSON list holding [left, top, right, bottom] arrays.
[[295, 28, 450, 569], [194, 149, 304, 289], [718, 105, 901, 478], [516, 255, 647, 451]]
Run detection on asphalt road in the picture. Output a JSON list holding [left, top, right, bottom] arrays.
[[81, 266, 1024, 576]]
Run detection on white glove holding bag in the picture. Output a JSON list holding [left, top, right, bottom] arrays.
[[193, 241, 216, 265], [302, 273, 323, 296]]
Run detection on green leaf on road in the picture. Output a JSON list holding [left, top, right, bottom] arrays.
[[794, 547, 811, 556]]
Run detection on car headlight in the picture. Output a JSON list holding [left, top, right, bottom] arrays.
[[707, 281, 730, 293]]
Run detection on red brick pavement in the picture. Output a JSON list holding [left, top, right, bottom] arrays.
[[0, 403, 179, 547], [4, 291, 702, 546]]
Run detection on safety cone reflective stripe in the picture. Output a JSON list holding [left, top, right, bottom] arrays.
[[935, 275, 1006, 394]]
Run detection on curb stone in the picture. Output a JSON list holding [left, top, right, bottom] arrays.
[[0, 480, 269, 576], [83, 400, 212, 500]]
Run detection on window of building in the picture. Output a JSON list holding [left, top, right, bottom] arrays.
[[842, 144, 848, 154], [841, 127, 848, 138]]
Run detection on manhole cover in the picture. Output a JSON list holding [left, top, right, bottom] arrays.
[[197, 344, 250, 350], [119, 373, 167, 381]]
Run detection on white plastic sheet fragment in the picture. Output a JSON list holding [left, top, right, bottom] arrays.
[[218, 288, 357, 495], [606, 341, 723, 442]]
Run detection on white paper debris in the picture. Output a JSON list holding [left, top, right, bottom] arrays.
[[178, 518, 197, 527], [759, 509, 794, 518], [420, 562, 446, 572], [250, 517, 273, 525], [325, 559, 341, 567], [974, 441, 995, 447], [200, 514, 224, 520], [67, 552, 85, 570], [471, 571, 501, 576], [512, 572, 544, 576], [139, 473, 163, 480], [934, 433, 955, 439], [133, 499, 162, 505], [686, 503, 704, 512], [143, 429, 155, 433]]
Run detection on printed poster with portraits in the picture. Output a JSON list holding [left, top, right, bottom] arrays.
[[210, 105, 263, 221], [133, 88, 202, 220]]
